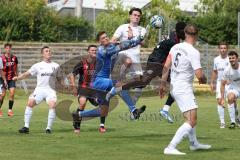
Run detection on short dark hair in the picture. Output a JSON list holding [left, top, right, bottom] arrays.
[[87, 45, 97, 51], [218, 42, 228, 48], [175, 22, 187, 40], [41, 46, 49, 53], [184, 24, 198, 36], [4, 43, 12, 48], [228, 51, 238, 58], [129, 7, 142, 15], [96, 31, 106, 41]]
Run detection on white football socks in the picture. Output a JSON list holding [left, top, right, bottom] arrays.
[[217, 105, 225, 124], [24, 106, 33, 128], [46, 108, 56, 130], [188, 127, 199, 146], [163, 105, 170, 112], [228, 103, 236, 123], [168, 122, 192, 149]]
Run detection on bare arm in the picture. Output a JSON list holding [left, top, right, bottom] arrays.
[[195, 68, 207, 84], [68, 73, 78, 96], [210, 70, 217, 91], [159, 54, 172, 98], [12, 71, 31, 81]]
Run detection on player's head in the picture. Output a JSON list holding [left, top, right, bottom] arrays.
[[41, 46, 51, 61], [175, 21, 186, 40], [218, 42, 228, 58], [4, 43, 12, 54], [97, 31, 109, 46], [129, 7, 142, 24], [228, 51, 238, 67], [87, 45, 97, 59], [184, 24, 198, 44]]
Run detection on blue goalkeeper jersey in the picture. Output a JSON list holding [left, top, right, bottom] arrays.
[[94, 44, 117, 78], [94, 38, 142, 79]]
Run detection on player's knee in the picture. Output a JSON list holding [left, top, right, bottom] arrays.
[[78, 104, 86, 110], [101, 111, 108, 117], [227, 93, 236, 104], [27, 101, 35, 108], [1, 91, 6, 97]]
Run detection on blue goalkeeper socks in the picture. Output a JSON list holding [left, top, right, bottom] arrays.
[[80, 108, 101, 117], [119, 90, 136, 113]]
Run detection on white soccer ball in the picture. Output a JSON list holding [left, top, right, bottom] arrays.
[[150, 15, 164, 29]]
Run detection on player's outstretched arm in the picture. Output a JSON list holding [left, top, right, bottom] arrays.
[[105, 37, 143, 56], [12, 71, 31, 81], [119, 36, 144, 50]]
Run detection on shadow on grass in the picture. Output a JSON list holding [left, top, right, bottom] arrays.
[[108, 133, 174, 139]]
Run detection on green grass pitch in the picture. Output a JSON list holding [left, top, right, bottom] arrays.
[[0, 91, 240, 160]]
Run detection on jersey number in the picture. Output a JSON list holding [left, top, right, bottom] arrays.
[[174, 53, 181, 67]]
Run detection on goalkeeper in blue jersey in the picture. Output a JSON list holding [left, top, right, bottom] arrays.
[[72, 31, 146, 133]]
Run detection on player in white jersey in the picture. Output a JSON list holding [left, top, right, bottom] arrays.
[[111, 7, 146, 103], [13, 46, 61, 134], [160, 24, 211, 155], [220, 51, 240, 129], [210, 42, 233, 128], [0, 57, 7, 98]]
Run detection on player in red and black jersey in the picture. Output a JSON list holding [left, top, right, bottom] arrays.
[[0, 43, 18, 117], [68, 45, 97, 133]]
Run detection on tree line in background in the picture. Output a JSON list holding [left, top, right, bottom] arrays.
[[0, 0, 239, 45], [0, 0, 93, 42], [96, 0, 240, 46]]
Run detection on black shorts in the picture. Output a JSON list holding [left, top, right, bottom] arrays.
[[0, 78, 16, 89], [146, 61, 170, 82]]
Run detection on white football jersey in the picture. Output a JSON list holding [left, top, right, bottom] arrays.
[[170, 42, 202, 92], [222, 63, 240, 91], [213, 55, 229, 81], [113, 24, 146, 63], [28, 61, 60, 89]]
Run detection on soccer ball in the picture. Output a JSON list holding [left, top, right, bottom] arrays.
[[150, 15, 164, 29]]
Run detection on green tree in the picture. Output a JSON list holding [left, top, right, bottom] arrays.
[[95, 0, 128, 38], [0, 0, 93, 42], [192, 0, 240, 44]]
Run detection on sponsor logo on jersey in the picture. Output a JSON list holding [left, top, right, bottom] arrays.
[[5, 62, 14, 66], [41, 72, 54, 76]]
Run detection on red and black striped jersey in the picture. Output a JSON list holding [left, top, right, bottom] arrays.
[[72, 59, 95, 88], [1, 54, 18, 80]]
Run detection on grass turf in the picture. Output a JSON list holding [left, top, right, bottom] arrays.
[[0, 91, 240, 160]]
